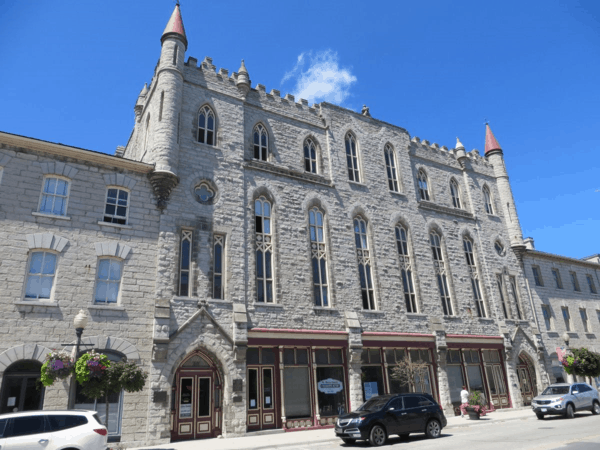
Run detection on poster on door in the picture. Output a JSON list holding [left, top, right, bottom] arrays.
[[364, 382, 378, 400]]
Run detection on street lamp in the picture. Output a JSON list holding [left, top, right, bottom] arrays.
[[68, 309, 88, 409]]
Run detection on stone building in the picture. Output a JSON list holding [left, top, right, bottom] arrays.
[[0, 4, 598, 447]]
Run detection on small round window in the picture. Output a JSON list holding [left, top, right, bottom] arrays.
[[194, 182, 215, 204], [495, 241, 505, 256]]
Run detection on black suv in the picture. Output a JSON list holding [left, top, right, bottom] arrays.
[[334, 393, 447, 446]]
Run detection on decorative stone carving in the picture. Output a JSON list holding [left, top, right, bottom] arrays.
[[148, 170, 179, 210]]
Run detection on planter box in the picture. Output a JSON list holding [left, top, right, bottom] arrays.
[[466, 407, 480, 420]]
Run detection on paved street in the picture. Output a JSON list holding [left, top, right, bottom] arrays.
[[129, 409, 600, 450]]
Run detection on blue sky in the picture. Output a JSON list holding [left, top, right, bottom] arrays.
[[1, 0, 598, 259]]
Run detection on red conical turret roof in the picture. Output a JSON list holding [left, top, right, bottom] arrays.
[[484, 123, 502, 154], [161, 4, 187, 49]]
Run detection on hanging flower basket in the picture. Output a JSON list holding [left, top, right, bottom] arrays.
[[75, 350, 111, 384], [40, 351, 75, 387]]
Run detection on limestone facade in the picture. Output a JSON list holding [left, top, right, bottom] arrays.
[[0, 5, 598, 448]]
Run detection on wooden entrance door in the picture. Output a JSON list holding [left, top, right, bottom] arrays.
[[171, 352, 222, 441], [517, 357, 535, 406], [247, 366, 276, 430], [484, 364, 509, 408]]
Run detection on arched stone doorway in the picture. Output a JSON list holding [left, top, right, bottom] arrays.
[[517, 353, 537, 406], [171, 350, 223, 441], [0, 360, 44, 414]]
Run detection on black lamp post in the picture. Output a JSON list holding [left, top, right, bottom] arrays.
[[67, 309, 89, 409]]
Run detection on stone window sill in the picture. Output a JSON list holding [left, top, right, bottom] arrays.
[[253, 303, 284, 308], [208, 298, 233, 304], [443, 315, 461, 320], [314, 306, 337, 312], [32, 212, 71, 221], [348, 180, 367, 188], [389, 191, 407, 199], [88, 304, 125, 311], [15, 300, 59, 307], [406, 313, 428, 318], [97, 221, 132, 229], [361, 310, 385, 315]]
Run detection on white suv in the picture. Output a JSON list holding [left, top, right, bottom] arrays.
[[0, 410, 108, 450]]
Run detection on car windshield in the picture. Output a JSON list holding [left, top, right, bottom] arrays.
[[542, 386, 570, 395], [357, 397, 390, 412]]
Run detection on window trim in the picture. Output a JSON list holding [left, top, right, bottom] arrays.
[[587, 274, 597, 294], [532, 266, 544, 287], [303, 137, 318, 174], [179, 230, 193, 297], [94, 257, 124, 305], [212, 234, 225, 300], [417, 169, 430, 201], [253, 123, 269, 161], [463, 237, 486, 318], [37, 175, 71, 217], [24, 250, 59, 301], [309, 207, 330, 307], [102, 186, 130, 225], [482, 185, 494, 215], [430, 231, 452, 316], [384, 144, 399, 192], [450, 178, 461, 209], [198, 105, 216, 146], [345, 132, 360, 182], [562, 306, 571, 332], [354, 215, 376, 310], [255, 196, 275, 303], [551, 268, 563, 289], [570, 271, 581, 292], [541, 304, 554, 331], [395, 224, 418, 313]]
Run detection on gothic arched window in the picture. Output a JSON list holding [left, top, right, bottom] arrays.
[[309, 207, 328, 306], [430, 231, 452, 315], [463, 237, 485, 317], [198, 105, 215, 146], [253, 124, 268, 161], [354, 216, 375, 310], [450, 178, 461, 209], [483, 185, 494, 214], [304, 138, 317, 174], [395, 225, 417, 313], [417, 170, 430, 201], [345, 133, 360, 182], [384, 144, 399, 192], [255, 196, 273, 302]]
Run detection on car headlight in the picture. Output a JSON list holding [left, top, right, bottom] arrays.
[[351, 417, 366, 425]]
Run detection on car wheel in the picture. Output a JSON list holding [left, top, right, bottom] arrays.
[[566, 404, 575, 419], [425, 419, 441, 439], [369, 424, 387, 446], [592, 401, 600, 415], [536, 413, 544, 420], [341, 438, 356, 444]]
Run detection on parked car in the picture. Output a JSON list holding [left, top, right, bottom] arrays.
[[0, 410, 108, 450], [531, 382, 600, 419], [334, 393, 447, 446]]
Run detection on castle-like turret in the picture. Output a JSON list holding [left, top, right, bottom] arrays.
[[147, 4, 187, 209], [484, 124, 525, 249]]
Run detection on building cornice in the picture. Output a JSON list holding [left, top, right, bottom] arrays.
[[0, 132, 154, 173], [524, 249, 600, 269]]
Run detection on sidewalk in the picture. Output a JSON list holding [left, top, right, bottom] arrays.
[[128, 407, 534, 450]]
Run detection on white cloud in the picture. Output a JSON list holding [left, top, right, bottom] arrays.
[[281, 50, 357, 105]]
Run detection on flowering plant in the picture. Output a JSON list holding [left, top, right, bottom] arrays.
[[40, 350, 74, 386], [75, 350, 111, 384], [561, 348, 600, 377], [461, 390, 494, 417]]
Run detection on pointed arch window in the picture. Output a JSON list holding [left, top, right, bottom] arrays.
[[304, 138, 317, 174], [354, 216, 375, 310], [463, 237, 485, 317], [417, 170, 430, 201], [384, 144, 399, 192], [309, 207, 329, 307], [396, 225, 417, 313], [198, 105, 215, 146], [345, 133, 360, 182], [253, 124, 268, 161], [483, 186, 494, 214], [450, 179, 461, 209], [179, 230, 192, 296], [509, 276, 523, 320], [430, 232, 452, 315], [496, 274, 510, 319], [255, 196, 273, 303]]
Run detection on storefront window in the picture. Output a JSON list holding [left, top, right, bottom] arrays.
[[284, 367, 311, 418], [316, 366, 346, 416]]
